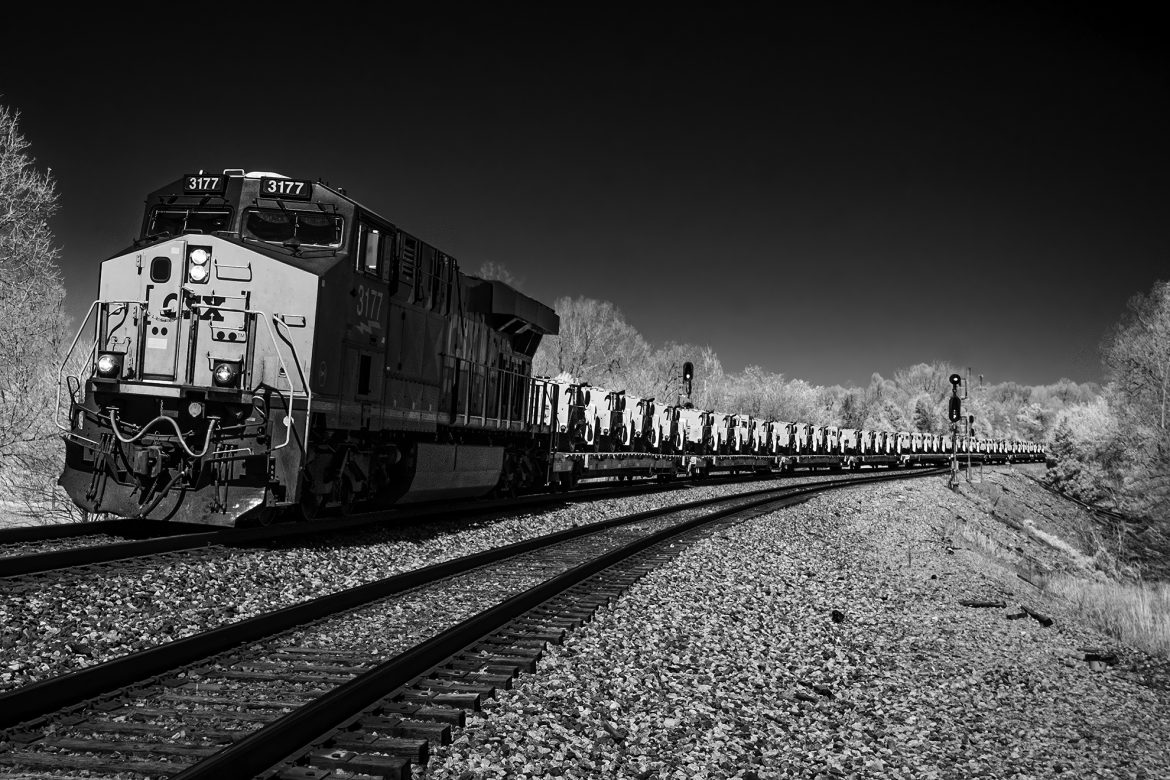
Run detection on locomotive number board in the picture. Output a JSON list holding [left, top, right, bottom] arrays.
[[260, 177, 314, 200], [184, 174, 226, 194]]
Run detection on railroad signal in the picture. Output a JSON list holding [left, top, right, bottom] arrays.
[[948, 374, 964, 489], [947, 373, 962, 422], [682, 361, 694, 396]]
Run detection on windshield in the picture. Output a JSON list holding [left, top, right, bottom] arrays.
[[146, 207, 233, 238], [243, 208, 343, 247]]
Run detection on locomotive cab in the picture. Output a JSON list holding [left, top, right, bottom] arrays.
[[59, 173, 322, 522]]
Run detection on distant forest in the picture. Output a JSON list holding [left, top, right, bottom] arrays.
[[528, 293, 1096, 443]]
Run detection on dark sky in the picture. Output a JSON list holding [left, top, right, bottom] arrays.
[[3, 5, 1166, 388]]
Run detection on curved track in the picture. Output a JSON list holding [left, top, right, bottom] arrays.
[[0, 467, 942, 777], [0, 467, 895, 578]]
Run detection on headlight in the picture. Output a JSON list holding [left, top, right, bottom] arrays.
[[95, 352, 122, 378], [187, 245, 211, 283], [212, 361, 241, 388]]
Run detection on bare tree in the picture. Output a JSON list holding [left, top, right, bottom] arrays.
[[532, 296, 651, 392], [1102, 280, 1170, 519], [1105, 281, 1170, 435], [0, 103, 77, 523], [474, 261, 524, 291]]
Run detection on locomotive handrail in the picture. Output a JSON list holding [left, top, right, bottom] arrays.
[[441, 352, 550, 431], [189, 302, 308, 452], [55, 298, 147, 437]]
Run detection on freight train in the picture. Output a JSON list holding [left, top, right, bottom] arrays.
[[56, 170, 1044, 525]]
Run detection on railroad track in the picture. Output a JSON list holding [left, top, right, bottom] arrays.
[[0, 478, 681, 578], [0, 467, 942, 778], [0, 519, 209, 567], [0, 467, 882, 579]]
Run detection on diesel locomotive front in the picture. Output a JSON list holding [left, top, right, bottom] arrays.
[[58, 170, 559, 524]]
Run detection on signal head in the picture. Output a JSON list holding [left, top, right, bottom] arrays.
[[949, 373, 962, 387]]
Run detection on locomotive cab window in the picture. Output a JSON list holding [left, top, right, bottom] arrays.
[[146, 207, 232, 239], [243, 209, 343, 247], [356, 222, 382, 275]]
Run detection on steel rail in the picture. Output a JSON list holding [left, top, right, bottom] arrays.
[[0, 518, 207, 545], [0, 481, 685, 578], [0, 468, 941, 733], [0, 467, 832, 578]]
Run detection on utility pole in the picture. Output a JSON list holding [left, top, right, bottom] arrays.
[[966, 368, 972, 478]]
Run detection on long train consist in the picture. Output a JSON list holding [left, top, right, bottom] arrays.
[[56, 171, 1044, 525]]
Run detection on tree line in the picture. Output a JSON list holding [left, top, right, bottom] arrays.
[[524, 287, 1166, 524], [0, 104, 74, 521], [1045, 281, 1170, 522], [527, 293, 1099, 445]]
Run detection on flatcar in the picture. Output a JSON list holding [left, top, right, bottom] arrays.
[[56, 170, 1044, 525]]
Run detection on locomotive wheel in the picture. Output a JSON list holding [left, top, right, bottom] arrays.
[[300, 490, 325, 521], [256, 507, 284, 526], [336, 479, 356, 516]]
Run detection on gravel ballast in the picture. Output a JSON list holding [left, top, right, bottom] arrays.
[[420, 470, 1170, 779], [1, 474, 859, 693]]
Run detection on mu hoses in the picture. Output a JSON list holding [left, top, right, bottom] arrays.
[[107, 412, 219, 458]]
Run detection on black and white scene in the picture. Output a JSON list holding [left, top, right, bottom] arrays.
[[0, 5, 1168, 778]]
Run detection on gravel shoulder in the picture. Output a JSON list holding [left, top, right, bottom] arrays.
[[420, 467, 1170, 779]]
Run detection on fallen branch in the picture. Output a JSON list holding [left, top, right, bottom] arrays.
[[959, 599, 1007, 608], [1021, 605, 1054, 627], [1081, 649, 1119, 666], [1016, 572, 1041, 588]]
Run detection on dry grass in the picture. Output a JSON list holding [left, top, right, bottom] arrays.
[[1040, 576, 1170, 658]]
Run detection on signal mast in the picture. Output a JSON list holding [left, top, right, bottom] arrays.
[[948, 373, 964, 489]]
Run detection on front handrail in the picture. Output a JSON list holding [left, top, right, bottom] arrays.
[[55, 299, 146, 436], [58, 299, 309, 455], [271, 315, 312, 454]]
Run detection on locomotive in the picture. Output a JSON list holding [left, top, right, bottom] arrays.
[[56, 170, 1043, 525]]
